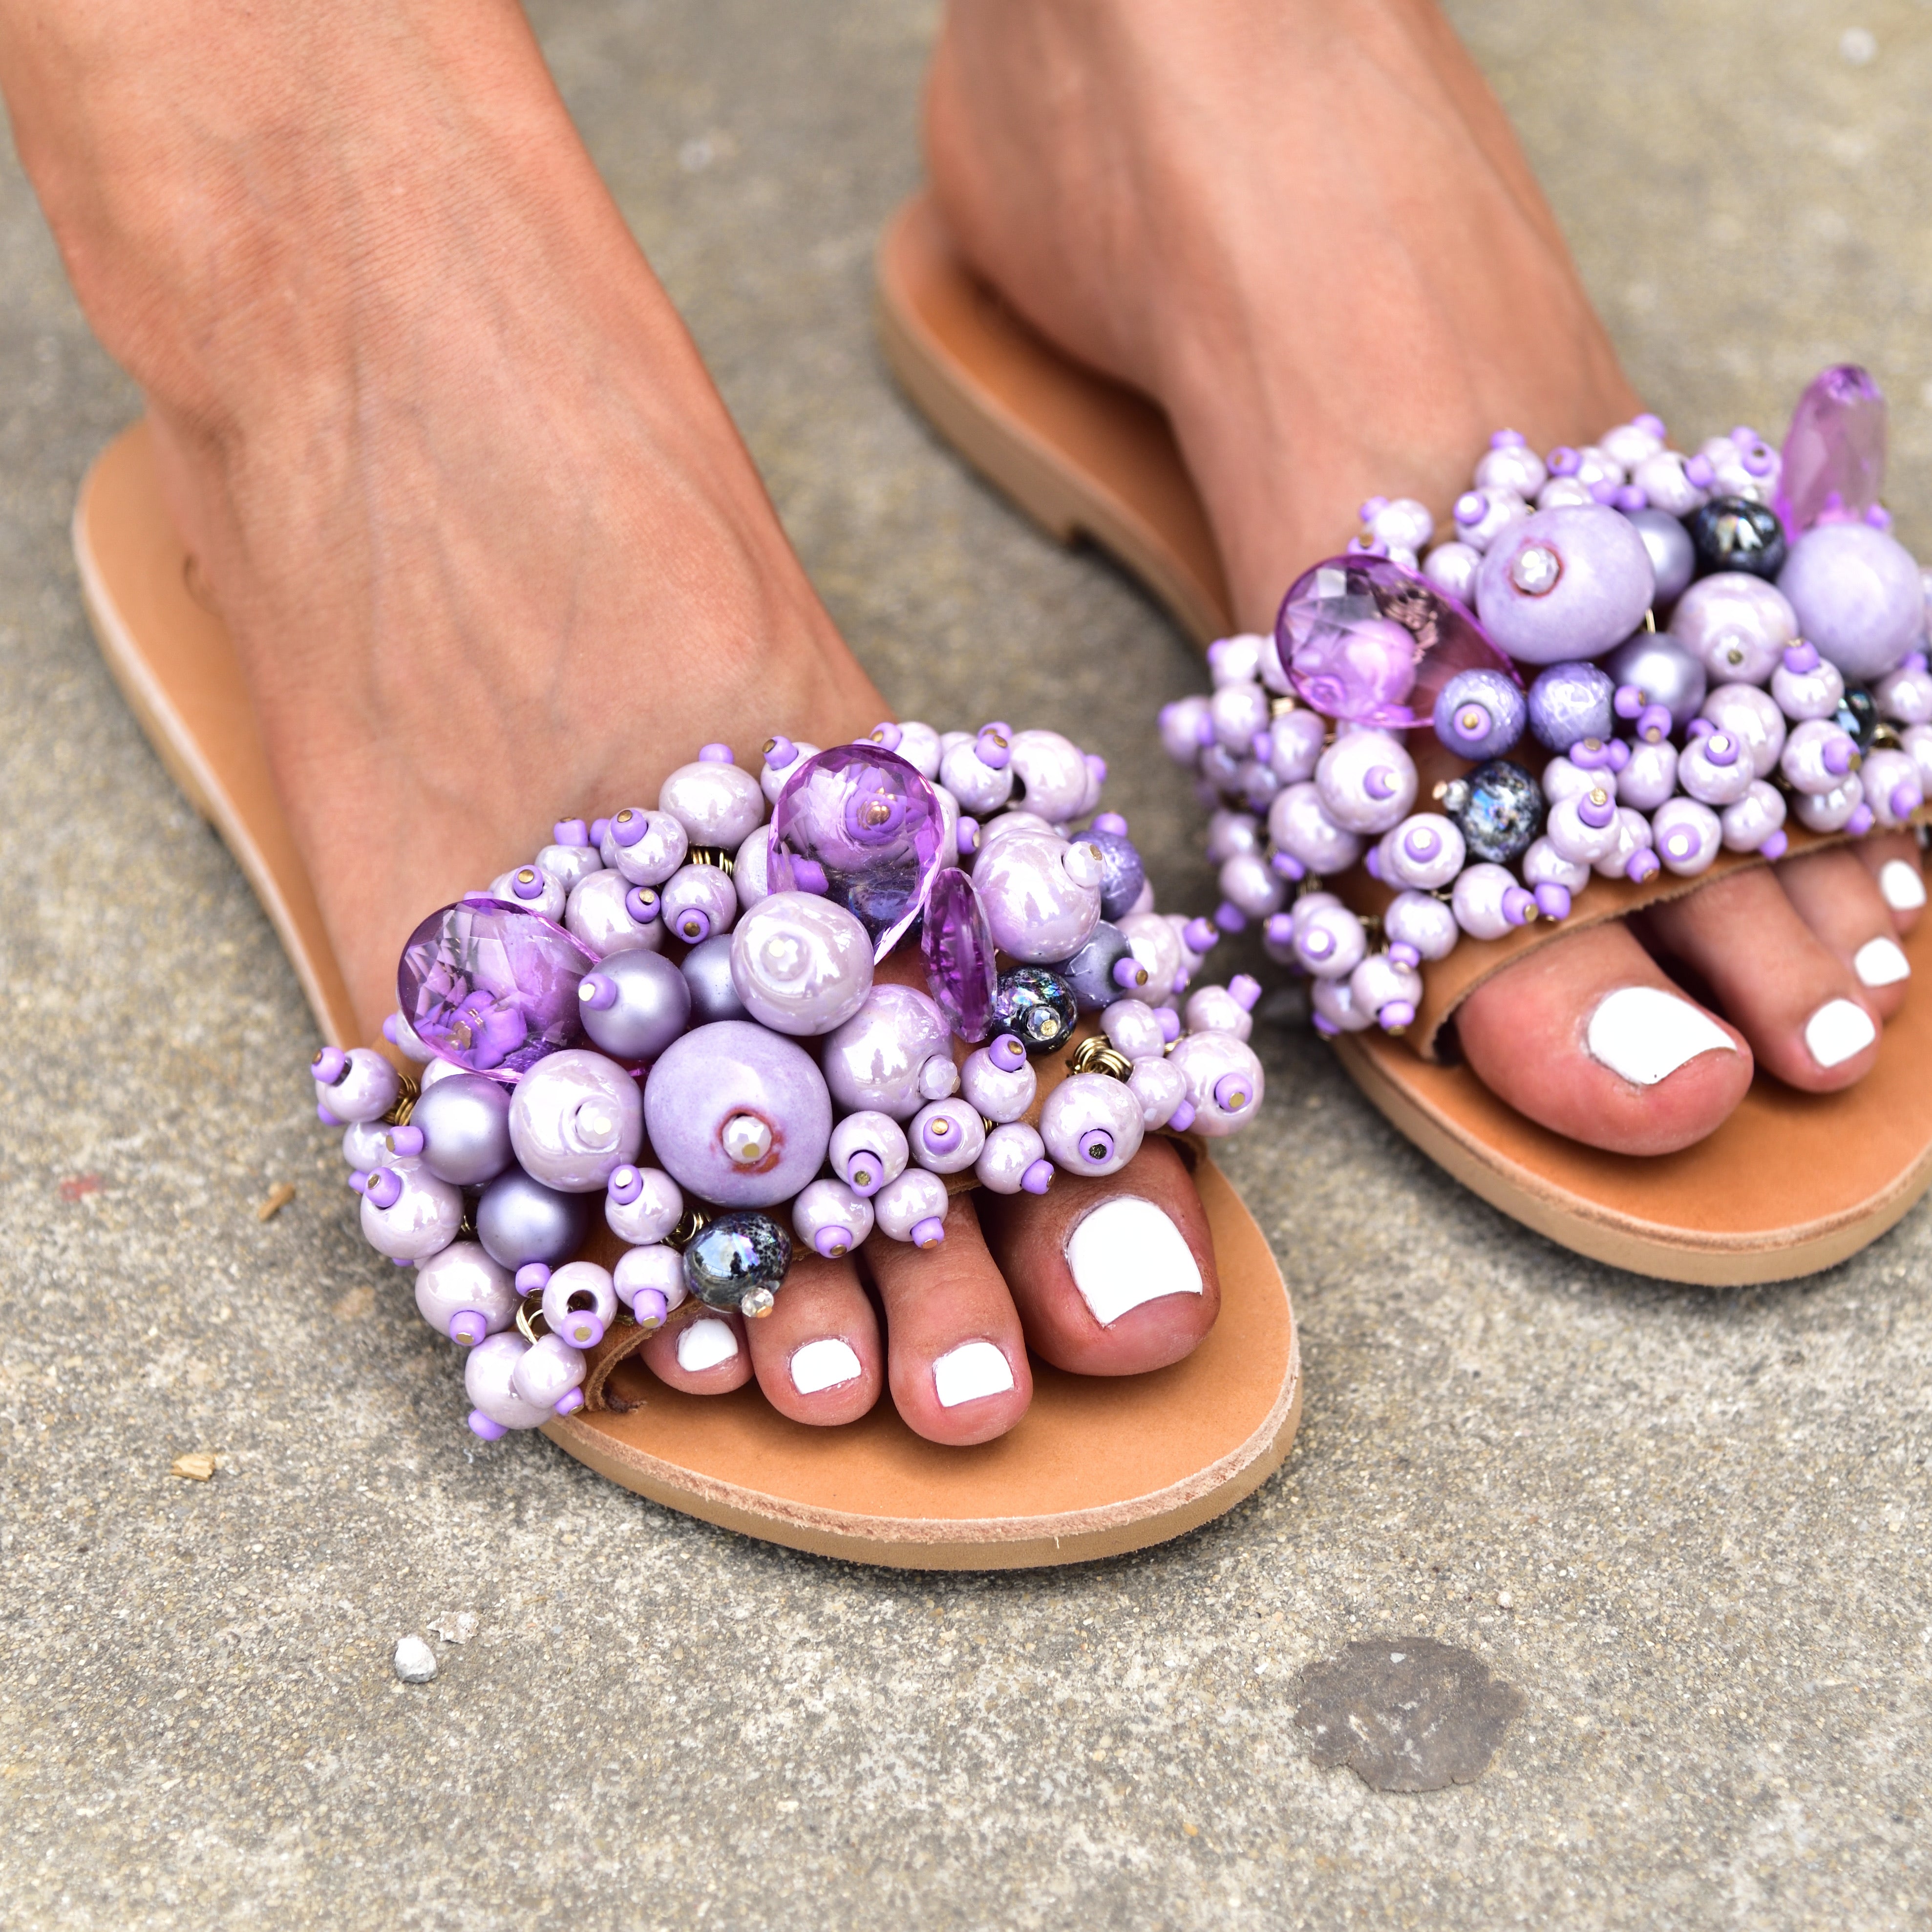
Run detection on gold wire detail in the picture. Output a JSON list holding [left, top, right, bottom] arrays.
[[1871, 722, 1903, 752], [1066, 1036, 1134, 1082], [688, 847, 736, 877], [668, 1207, 711, 1251], [1270, 695, 1299, 718], [382, 1073, 422, 1128], [1642, 606, 1657, 633], [515, 1297, 550, 1346]]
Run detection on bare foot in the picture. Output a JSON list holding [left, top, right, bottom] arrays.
[[926, 0, 1919, 1154]]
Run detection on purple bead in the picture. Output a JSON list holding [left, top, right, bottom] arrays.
[[576, 948, 691, 1062], [769, 745, 946, 959], [1602, 633, 1707, 733], [1527, 662, 1616, 752], [475, 1169, 589, 1271], [1432, 666, 1527, 759], [1277, 553, 1515, 728], [921, 867, 998, 1043], [397, 897, 594, 1080], [1040, 1073, 1144, 1178], [972, 830, 1102, 964], [1778, 522, 1926, 682], [729, 891, 874, 1036], [643, 1019, 831, 1208], [660, 757, 764, 848], [1776, 364, 1887, 536], [1084, 828, 1146, 922], [1474, 506, 1656, 665], [507, 1049, 644, 1193], [411, 1070, 515, 1186], [821, 984, 952, 1120]]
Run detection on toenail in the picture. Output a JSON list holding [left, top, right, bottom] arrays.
[[1879, 860, 1926, 912], [931, 1340, 1015, 1408], [1583, 986, 1736, 1088], [789, 1337, 862, 1395], [1805, 998, 1877, 1069], [677, 1316, 739, 1373], [1854, 936, 1911, 988], [1064, 1196, 1203, 1328]]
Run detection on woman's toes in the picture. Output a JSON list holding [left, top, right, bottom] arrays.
[[1852, 830, 1926, 936], [1777, 845, 1915, 1019], [1456, 920, 1751, 1156], [863, 1190, 1032, 1446], [742, 1252, 883, 1426], [977, 1137, 1218, 1376], [1639, 864, 1880, 1091], [638, 1307, 754, 1394]]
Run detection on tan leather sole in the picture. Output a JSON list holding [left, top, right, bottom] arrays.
[[877, 190, 1932, 1285], [72, 417, 1301, 1568]]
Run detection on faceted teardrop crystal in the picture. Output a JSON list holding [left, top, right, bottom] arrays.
[[1278, 554, 1519, 729], [397, 897, 595, 1080], [768, 744, 945, 959], [921, 866, 997, 1042], [1776, 363, 1887, 535]]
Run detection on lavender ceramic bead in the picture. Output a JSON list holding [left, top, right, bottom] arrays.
[[829, 1110, 909, 1195], [1453, 487, 1529, 552], [1699, 683, 1786, 778], [1210, 683, 1271, 757], [543, 1261, 618, 1351], [1624, 508, 1698, 605], [792, 1177, 874, 1259], [977, 1122, 1046, 1194], [977, 808, 1057, 851], [615, 1241, 686, 1317], [660, 865, 739, 947], [1652, 797, 1722, 876], [884, 721, 943, 781], [960, 1046, 1037, 1123], [1599, 419, 1664, 472], [733, 824, 775, 909], [1906, 725, 1932, 796], [1860, 746, 1924, 828], [973, 830, 1102, 964], [1126, 1056, 1187, 1129], [760, 738, 823, 807], [1377, 813, 1466, 891], [382, 1006, 435, 1062], [1616, 739, 1679, 810], [508, 1049, 643, 1192], [1040, 1073, 1144, 1177], [1101, 998, 1167, 1062], [1720, 781, 1787, 853], [939, 736, 1015, 815], [1433, 668, 1527, 761], [1522, 837, 1591, 894], [1671, 574, 1797, 685], [1544, 787, 1623, 865], [1294, 899, 1368, 979], [1632, 451, 1709, 519], [1421, 540, 1482, 605], [1007, 729, 1091, 821], [646, 1019, 831, 1206], [728, 892, 872, 1037], [1212, 852, 1280, 925], [465, 1333, 551, 1433], [565, 868, 661, 958], [1770, 647, 1844, 723], [1535, 476, 1595, 512], [313, 1046, 402, 1125], [1794, 774, 1866, 834], [1168, 1033, 1263, 1137], [1603, 633, 1707, 733], [1185, 983, 1254, 1042], [910, 1097, 986, 1175], [1268, 783, 1366, 876], [1206, 809, 1262, 862], [1875, 661, 1932, 727], [1310, 976, 1373, 1036], [360, 1156, 463, 1260], [660, 759, 765, 849], [414, 1242, 518, 1345], [538, 843, 604, 894], [1474, 506, 1656, 665], [1452, 863, 1535, 939], [490, 865, 567, 922], [1677, 730, 1755, 807], [872, 1167, 950, 1244], [512, 1333, 587, 1414], [1351, 952, 1423, 1031], [821, 985, 952, 1120], [1527, 662, 1616, 751], [604, 1164, 682, 1245], [1781, 719, 1859, 796], [1264, 707, 1327, 786], [1475, 435, 1547, 499], [1779, 522, 1926, 681], [1383, 890, 1460, 961], [1209, 633, 1267, 686], [606, 808, 689, 887], [1315, 730, 1417, 834], [340, 1120, 391, 1171], [1160, 695, 1214, 765], [1537, 755, 1594, 805], [410, 1071, 514, 1186], [1594, 808, 1658, 882], [1116, 911, 1185, 1006], [1364, 496, 1436, 552]]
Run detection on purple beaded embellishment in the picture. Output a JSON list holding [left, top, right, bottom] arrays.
[[398, 897, 596, 1079], [1775, 364, 1887, 537], [768, 744, 946, 959], [921, 867, 998, 1043]]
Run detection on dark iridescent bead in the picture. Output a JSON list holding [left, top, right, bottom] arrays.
[[683, 1210, 791, 1318], [990, 966, 1078, 1054], [1058, 921, 1142, 1013], [1835, 685, 1879, 753], [1688, 496, 1787, 581], [1440, 759, 1545, 864], [1086, 829, 1146, 923]]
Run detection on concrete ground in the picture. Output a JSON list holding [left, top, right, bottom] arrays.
[[3, 2, 1930, 1925]]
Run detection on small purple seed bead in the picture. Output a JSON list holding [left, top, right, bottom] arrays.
[[1156, 1006, 1182, 1043], [1184, 917, 1219, 953], [989, 1033, 1027, 1073], [365, 1169, 402, 1210], [387, 1125, 425, 1157], [697, 743, 734, 764], [318, 1102, 341, 1126], [1021, 1162, 1054, 1196], [516, 1262, 552, 1295], [1848, 804, 1876, 837], [1168, 1100, 1197, 1133], [449, 1311, 489, 1347], [1535, 883, 1572, 921], [590, 818, 610, 848], [910, 1216, 948, 1248], [1229, 974, 1262, 1011], [765, 735, 797, 769], [632, 1288, 668, 1329], [607, 1165, 644, 1207], [1213, 1073, 1252, 1114], [314, 1046, 349, 1085], [469, 1411, 509, 1442], [553, 819, 590, 847], [1091, 812, 1128, 837], [869, 721, 903, 750]]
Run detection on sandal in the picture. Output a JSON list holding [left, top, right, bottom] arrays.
[[73, 417, 1301, 1569], [877, 191, 1932, 1285]]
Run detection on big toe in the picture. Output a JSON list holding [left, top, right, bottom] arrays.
[[1456, 918, 1752, 1156], [978, 1136, 1219, 1375]]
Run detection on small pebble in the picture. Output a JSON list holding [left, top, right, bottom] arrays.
[[170, 1452, 216, 1482], [255, 1182, 297, 1222], [393, 1635, 438, 1683], [1497, 1591, 1514, 1610], [429, 1612, 479, 1646]]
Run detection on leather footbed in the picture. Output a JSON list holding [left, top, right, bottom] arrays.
[[72, 419, 1301, 1569], [876, 190, 1932, 1286]]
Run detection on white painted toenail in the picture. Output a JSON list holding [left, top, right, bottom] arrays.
[[1879, 860, 1926, 911], [1064, 1196, 1203, 1328], [789, 1337, 862, 1396], [1584, 986, 1736, 1087], [1854, 936, 1911, 988], [677, 1316, 738, 1373], [1805, 998, 1877, 1068], [932, 1340, 1015, 1408]]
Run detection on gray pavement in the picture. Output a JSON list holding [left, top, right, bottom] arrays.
[[3, 2, 1931, 1925]]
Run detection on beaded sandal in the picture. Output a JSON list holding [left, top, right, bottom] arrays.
[[877, 191, 1932, 1285], [71, 418, 1301, 1569]]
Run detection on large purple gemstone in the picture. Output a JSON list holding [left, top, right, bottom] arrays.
[[1776, 363, 1887, 536], [768, 744, 945, 959], [1277, 555, 1519, 729], [921, 867, 997, 1042], [398, 897, 595, 1080]]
